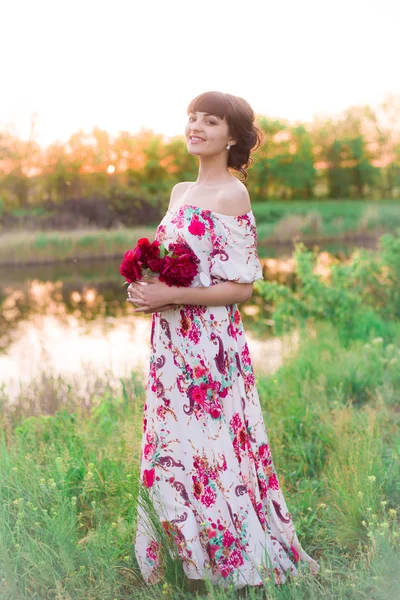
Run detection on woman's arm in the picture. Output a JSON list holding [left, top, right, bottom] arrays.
[[170, 281, 253, 306], [127, 277, 253, 313]]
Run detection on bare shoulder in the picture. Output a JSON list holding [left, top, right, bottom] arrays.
[[216, 179, 252, 216], [169, 182, 192, 210]]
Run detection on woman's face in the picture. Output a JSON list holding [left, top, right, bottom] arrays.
[[185, 111, 234, 156]]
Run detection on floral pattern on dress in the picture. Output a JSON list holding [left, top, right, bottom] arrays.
[[134, 204, 320, 589]]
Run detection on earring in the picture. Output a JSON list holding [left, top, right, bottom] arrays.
[[226, 144, 231, 150]]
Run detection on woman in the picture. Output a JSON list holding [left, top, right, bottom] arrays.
[[127, 91, 320, 590]]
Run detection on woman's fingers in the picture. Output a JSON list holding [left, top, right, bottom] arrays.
[[127, 302, 176, 314]]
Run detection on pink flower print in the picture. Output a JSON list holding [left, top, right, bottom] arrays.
[[188, 216, 206, 237], [200, 486, 217, 507], [210, 405, 222, 419], [229, 548, 244, 568], [219, 386, 228, 398], [191, 385, 208, 409], [259, 443, 271, 460], [290, 544, 300, 563], [268, 473, 279, 490], [200, 472, 209, 486], [208, 542, 219, 558], [220, 564, 233, 578], [241, 343, 251, 366], [194, 364, 207, 378], [188, 324, 201, 344], [230, 413, 242, 434], [233, 309, 241, 325], [258, 477, 268, 499], [193, 455, 204, 471], [156, 405, 167, 419], [227, 322, 239, 340], [146, 539, 159, 562], [222, 530, 235, 548], [236, 426, 247, 450], [192, 475, 204, 499], [219, 455, 227, 472], [143, 443, 156, 461], [256, 502, 266, 525], [179, 310, 192, 338], [143, 468, 155, 487], [245, 371, 255, 387]]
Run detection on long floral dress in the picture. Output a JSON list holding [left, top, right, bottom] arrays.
[[134, 203, 320, 589]]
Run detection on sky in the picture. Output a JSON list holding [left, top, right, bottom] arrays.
[[2, 0, 399, 148]]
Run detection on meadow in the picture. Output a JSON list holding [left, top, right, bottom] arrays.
[[1, 200, 400, 265], [0, 231, 399, 599]]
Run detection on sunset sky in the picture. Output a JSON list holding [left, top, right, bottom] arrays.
[[2, 0, 399, 148]]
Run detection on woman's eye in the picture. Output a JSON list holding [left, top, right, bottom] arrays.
[[188, 117, 216, 124]]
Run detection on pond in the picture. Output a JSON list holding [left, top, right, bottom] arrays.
[[0, 257, 300, 410], [0, 238, 377, 410]]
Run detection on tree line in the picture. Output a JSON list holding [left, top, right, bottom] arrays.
[[1, 94, 399, 212]]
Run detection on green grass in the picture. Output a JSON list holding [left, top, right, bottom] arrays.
[[1, 321, 399, 599], [1, 200, 400, 265], [0, 227, 155, 264], [252, 199, 400, 242]]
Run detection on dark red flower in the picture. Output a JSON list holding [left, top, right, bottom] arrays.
[[137, 238, 164, 272], [120, 248, 143, 283], [121, 238, 199, 287], [159, 254, 199, 287]]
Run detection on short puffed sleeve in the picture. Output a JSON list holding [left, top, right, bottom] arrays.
[[208, 212, 264, 284]]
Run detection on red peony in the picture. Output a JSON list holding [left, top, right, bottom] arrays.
[[137, 238, 165, 272], [120, 247, 144, 283], [159, 254, 198, 287], [120, 237, 200, 288]]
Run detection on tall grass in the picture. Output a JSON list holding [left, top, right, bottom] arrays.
[[1, 320, 399, 599]]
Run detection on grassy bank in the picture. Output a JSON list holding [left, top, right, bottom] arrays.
[[1, 232, 399, 598], [1, 200, 400, 265], [1, 320, 399, 599]]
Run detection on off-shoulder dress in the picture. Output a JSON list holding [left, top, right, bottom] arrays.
[[134, 203, 320, 589]]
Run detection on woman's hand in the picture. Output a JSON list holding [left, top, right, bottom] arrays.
[[126, 276, 177, 314]]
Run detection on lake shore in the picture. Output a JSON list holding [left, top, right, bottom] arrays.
[[0, 226, 384, 266]]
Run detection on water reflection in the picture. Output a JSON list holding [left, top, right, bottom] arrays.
[[0, 245, 364, 407]]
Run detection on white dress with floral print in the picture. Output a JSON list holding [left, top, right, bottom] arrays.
[[134, 204, 320, 588]]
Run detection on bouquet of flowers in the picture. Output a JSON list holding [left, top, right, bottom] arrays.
[[120, 237, 201, 287]]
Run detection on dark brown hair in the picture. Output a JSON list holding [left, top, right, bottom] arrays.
[[187, 91, 264, 183]]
